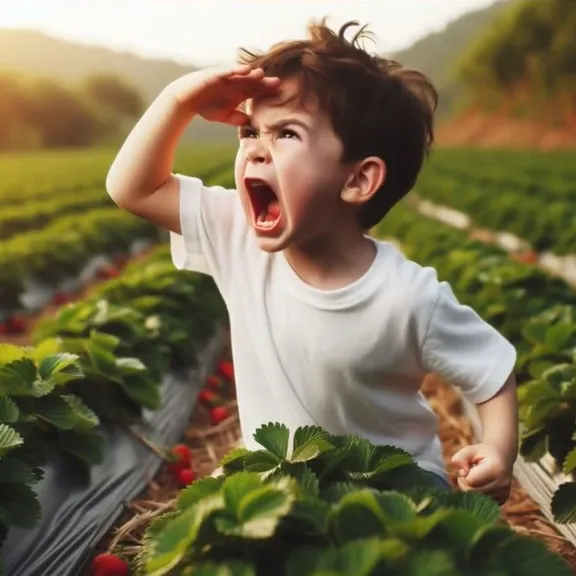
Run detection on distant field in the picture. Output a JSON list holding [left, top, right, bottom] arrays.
[[0, 145, 236, 308], [415, 148, 576, 254]]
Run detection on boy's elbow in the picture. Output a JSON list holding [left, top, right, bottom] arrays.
[[105, 168, 131, 210]]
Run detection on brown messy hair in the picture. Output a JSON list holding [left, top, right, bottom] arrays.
[[238, 19, 437, 230]]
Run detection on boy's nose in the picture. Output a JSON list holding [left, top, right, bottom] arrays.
[[246, 141, 271, 163]]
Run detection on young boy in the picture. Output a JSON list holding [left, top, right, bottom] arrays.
[[106, 20, 518, 502]]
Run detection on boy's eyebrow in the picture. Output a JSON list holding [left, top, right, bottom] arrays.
[[246, 117, 312, 132]]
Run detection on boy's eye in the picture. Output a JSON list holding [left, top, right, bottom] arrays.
[[278, 129, 298, 139], [238, 126, 258, 139]]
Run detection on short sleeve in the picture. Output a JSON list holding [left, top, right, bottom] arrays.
[[420, 279, 517, 404], [169, 174, 246, 288]]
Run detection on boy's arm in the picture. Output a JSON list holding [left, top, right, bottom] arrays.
[[106, 90, 190, 234], [413, 267, 518, 502], [106, 65, 279, 234], [476, 372, 518, 466], [451, 371, 518, 503]]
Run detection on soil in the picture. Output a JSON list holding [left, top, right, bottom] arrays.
[[436, 109, 576, 150]]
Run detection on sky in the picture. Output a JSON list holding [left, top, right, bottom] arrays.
[[1, 0, 499, 67]]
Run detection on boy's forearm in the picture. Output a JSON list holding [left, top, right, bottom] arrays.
[[476, 373, 519, 466], [106, 88, 194, 207]]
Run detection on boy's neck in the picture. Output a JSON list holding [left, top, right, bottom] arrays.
[[283, 229, 376, 291]]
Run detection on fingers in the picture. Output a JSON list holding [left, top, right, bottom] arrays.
[[226, 108, 250, 126], [451, 445, 481, 477]]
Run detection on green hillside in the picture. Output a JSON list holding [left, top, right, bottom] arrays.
[[0, 29, 237, 143], [456, 0, 576, 121], [391, 0, 519, 117], [0, 1, 517, 144]]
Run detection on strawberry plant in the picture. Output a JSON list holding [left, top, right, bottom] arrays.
[[135, 423, 571, 575], [0, 245, 228, 570], [0, 342, 97, 555]]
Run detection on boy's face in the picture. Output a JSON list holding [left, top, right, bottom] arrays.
[[234, 77, 353, 253]]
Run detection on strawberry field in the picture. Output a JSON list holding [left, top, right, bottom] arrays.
[[2, 145, 576, 574]]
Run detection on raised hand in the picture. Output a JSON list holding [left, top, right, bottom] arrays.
[[167, 64, 281, 126]]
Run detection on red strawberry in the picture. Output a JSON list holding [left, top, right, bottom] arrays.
[[171, 444, 192, 462], [198, 387, 218, 405], [167, 444, 192, 475], [206, 375, 225, 390], [217, 361, 234, 380], [8, 315, 27, 334], [104, 265, 120, 278], [92, 552, 129, 575], [53, 291, 69, 305], [176, 467, 195, 486], [210, 406, 230, 426]]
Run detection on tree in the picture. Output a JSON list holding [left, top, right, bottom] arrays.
[[81, 73, 144, 119]]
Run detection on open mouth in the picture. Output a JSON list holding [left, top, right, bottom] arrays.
[[244, 178, 282, 231]]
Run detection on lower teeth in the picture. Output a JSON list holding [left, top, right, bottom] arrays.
[[257, 212, 277, 228]]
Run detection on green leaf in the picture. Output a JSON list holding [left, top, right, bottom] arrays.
[[253, 422, 290, 460], [0, 344, 27, 365], [219, 447, 250, 473], [283, 463, 320, 498], [83, 333, 119, 374], [551, 482, 576, 524], [0, 483, 41, 528], [37, 353, 83, 386], [287, 537, 404, 576], [31, 338, 63, 361], [221, 472, 264, 511], [61, 395, 100, 430], [190, 562, 256, 576], [118, 373, 161, 410], [176, 476, 224, 510], [519, 427, 548, 461], [430, 508, 484, 550], [115, 357, 148, 374], [0, 359, 37, 396], [522, 322, 548, 345], [435, 491, 501, 524], [34, 395, 77, 429], [58, 428, 105, 465], [562, 448, 576, 474], [405, 549, 457, 576], [497, 533, 573, 575], [147, 495, 223, 576], [291, 426, 335, 463], [0, 456, 36, 485], [331, 490, 390, 542], [545, 323, 576, 350], [0, 424, 23, 456], [0, 395, 19, 423], [216, 476, 295, 539], [243, 450, 282, 475], [469, 524, 516, 567]]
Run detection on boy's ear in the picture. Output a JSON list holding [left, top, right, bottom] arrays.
[[340, 157, 386, 206]]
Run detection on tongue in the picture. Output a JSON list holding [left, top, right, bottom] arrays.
[[267, 200, 280, 219], [258, 200, 281, 223]]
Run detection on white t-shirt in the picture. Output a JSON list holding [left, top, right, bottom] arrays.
[[170, 175, 517, 480]]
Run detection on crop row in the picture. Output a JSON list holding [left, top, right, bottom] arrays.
[[415, 149, 576, 254], [0, 144, 236, 206], [0, 150, 237, 314], [375, 202, 576, 524], [0, 244, 228, 568]]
